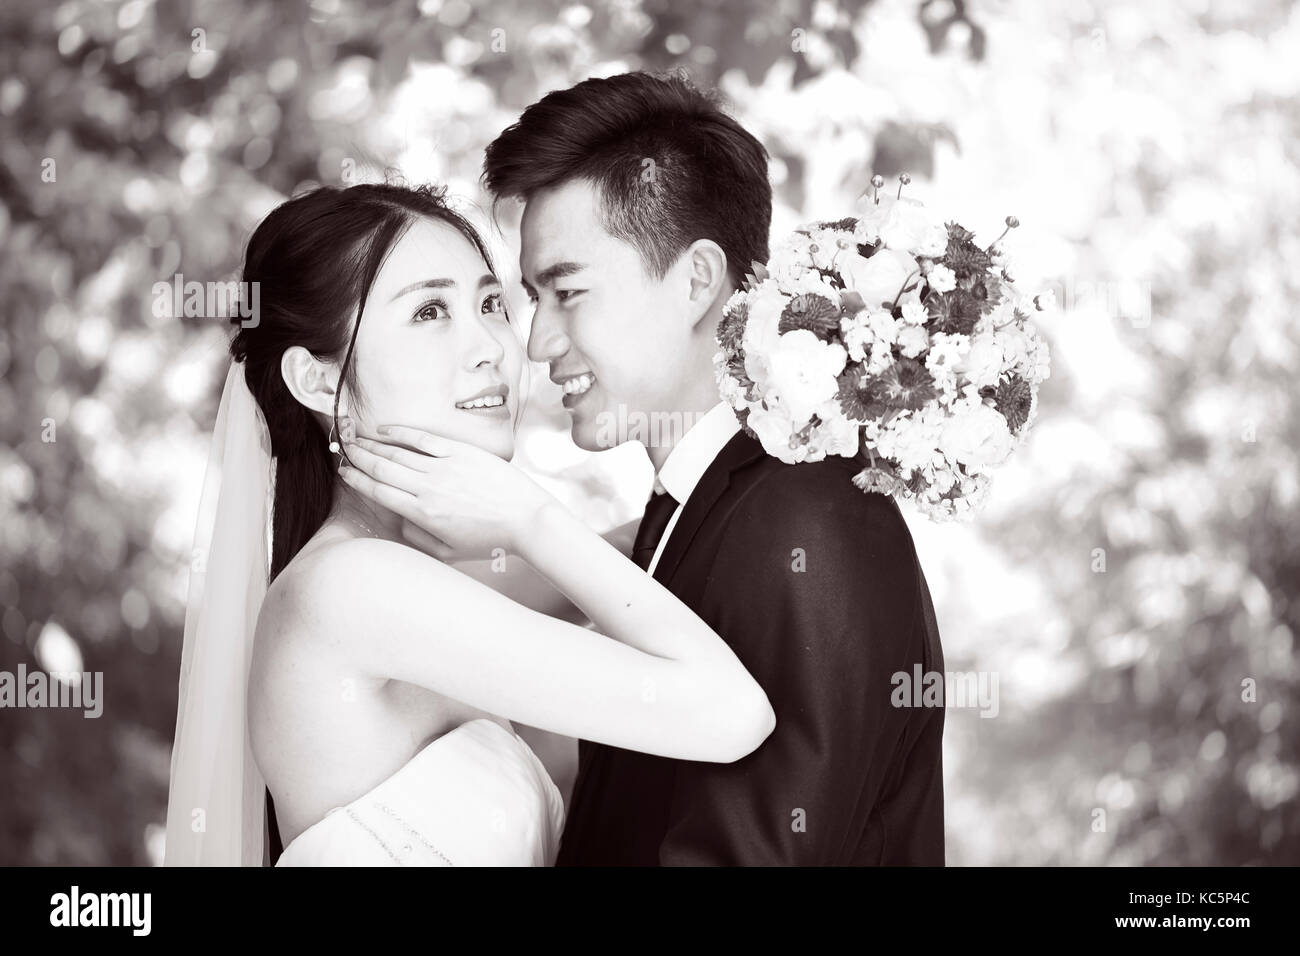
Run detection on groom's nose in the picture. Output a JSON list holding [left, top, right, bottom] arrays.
[[526, 304, 569, 365]]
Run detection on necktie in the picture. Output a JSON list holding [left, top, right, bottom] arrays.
[[631, 489, 679, 571]]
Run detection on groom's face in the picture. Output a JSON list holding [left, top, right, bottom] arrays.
[[519, 178, 694, 452]]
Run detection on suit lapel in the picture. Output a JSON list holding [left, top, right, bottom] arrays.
[[652, 431, 767, 588]]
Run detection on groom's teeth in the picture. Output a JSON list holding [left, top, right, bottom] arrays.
[[456, 395, 505, 409], [562, 373, 594, 396]]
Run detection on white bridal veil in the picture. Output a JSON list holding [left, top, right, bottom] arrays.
[[164, 361, 272, 866]]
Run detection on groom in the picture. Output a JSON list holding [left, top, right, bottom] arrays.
[[484, 71, 945, 865]]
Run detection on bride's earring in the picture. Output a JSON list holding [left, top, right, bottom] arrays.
[[328, 414, 354, 455]]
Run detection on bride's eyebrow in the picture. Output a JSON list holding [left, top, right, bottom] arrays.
[[390, 275, 498, 302], [390, 277, 455, 301]]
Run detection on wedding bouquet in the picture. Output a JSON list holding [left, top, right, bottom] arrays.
[[715, 174, 1051, 520]]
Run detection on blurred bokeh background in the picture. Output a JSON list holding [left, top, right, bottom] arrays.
[[2, 0, 1297, 865]]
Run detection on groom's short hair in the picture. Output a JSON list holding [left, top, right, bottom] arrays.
[[482, 71, 770, 288]]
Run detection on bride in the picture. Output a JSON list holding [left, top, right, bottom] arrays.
[[164, 182, 774, 866]]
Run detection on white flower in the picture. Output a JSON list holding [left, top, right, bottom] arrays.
[[789, 268, 843, 302], [773, 229, 810, 255], [897, 324, 930, 359], [746, 398, 855, 466], [931, 467, 958, 494], [715, 351, 746, 405], [854, 195, 947, 255], [747, 403, 801, 464], [806, 227, 845, 271], [848, 309, 902, 375], [866, 309, 899, 347], [959, 332, 1003, 388], [741, 287, 787, 386], [901, 299, 928, 326], [852, 193, 896, 245], [927, 263, 957, 294], [807, 400, 862, 459], [771, 231, 811, 266], [840, 314, 872, 364], [766, 329, 848, 425], [876, 408, 944, 474], [995, 324, 1032, 375], [924, 332, 970, 393], [940, 401, 1014, 472], [864, 344, 895, 377], [916, 224, 950, 258], [767, 242, 811, 287], [985, 297, 1017, 330], [841, 247, 919, 310], [879, 197, 948, 255], [1024, 328, 1051, 384]]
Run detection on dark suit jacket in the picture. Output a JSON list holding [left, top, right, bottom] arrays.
[[556, 431, 945, 866]]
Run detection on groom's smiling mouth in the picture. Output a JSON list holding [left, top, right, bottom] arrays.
[[555, 371, 596, 408]]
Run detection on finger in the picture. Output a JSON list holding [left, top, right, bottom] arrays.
[[375, 425, 467, 458], [342, 442, 426, 496], [353, 436, 434, 472], [400, 519, 456, 561], [337, 464, 421, 521]]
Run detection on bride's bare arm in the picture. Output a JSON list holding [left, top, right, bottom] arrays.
[[442, 516, 635, 806], [445, 554, 586, 626], [277, 527, 773, 763], [601, 518, 638, 558], [442, 516, 636, 625]]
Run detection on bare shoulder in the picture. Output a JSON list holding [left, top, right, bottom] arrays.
[[254, 536, 460, 658]]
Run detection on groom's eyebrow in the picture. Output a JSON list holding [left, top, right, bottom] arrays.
[[390, 274, 498, 301], [530, 261, 586, 290]]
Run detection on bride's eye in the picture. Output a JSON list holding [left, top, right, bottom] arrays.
[[481, 292, 507, 318], [413, 299, 451, 323]]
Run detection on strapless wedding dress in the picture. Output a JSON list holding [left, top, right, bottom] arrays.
[[276, 718, 565, 866]]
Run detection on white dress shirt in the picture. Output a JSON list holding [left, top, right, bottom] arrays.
[[646, 401, 741, 576]]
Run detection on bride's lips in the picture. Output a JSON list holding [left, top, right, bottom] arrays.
[[454, 382, 510, 419]]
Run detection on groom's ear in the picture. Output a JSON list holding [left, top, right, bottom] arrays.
[[281, 345, 341, 416], [683, 239, 729, 328]]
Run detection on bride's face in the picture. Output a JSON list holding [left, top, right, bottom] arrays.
[[346, 217, 524, 459]]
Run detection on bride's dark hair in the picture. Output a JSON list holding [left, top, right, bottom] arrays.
[[229, 182, 494, 582]]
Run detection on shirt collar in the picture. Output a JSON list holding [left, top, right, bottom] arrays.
[[653, 402, 741, 503]]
